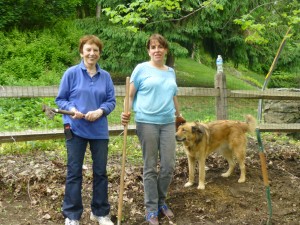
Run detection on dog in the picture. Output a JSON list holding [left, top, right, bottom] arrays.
[[175, 115, 256, 190]]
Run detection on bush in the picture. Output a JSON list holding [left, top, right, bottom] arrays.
[[268, 71, 300, 88], [0, 27, 82, 85], [0, 98, 61, 131]]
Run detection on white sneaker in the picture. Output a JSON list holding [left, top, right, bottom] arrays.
[[90, 212, 114, 225], [65, 218, 80, 225]]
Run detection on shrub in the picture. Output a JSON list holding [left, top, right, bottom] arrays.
[[268, 71, 300, 88]]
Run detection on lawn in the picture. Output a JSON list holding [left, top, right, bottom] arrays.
[[175, 58, 264, 90]]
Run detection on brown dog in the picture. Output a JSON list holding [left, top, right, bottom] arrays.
[[175, 115, 256, 190]]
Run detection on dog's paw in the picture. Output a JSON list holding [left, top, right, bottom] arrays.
[[197, 183, 205, 190], [184, 182, 194, 188], [238, 177, 246, 183], [221, 172, 231, 178]]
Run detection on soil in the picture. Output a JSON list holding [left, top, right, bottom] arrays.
[[0, 134, 299, 225]]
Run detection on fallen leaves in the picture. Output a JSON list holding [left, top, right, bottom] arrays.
[[0, 136, 299, 224]]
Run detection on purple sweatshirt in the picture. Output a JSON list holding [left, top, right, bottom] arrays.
[[55, 60, 116, 139]]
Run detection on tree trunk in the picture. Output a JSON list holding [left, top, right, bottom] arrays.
[[96, 3, 101, 19], [166, 52, 175, 68], [81, 8, 86, 18], [191, 43, 195, 59]]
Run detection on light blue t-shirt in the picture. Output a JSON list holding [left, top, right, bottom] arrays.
[[131, 62, 178, 124]]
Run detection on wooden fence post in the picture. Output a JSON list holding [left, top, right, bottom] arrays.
[[214, 71, 228, 120]]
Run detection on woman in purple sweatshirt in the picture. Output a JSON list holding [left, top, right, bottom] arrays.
[[55, 35, 116, 225]]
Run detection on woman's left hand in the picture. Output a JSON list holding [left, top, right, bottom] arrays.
[[85, 109, 103, 122]]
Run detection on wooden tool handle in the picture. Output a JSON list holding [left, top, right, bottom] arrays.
[[117, 77, 130, 225], [52, 108, 75, 116]]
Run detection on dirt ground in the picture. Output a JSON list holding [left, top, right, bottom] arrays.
[[0, 134, 299, 225]]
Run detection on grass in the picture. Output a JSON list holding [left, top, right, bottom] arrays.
[[175, 58, 215, 87], [178, 97, 259, 122], [0, 139, 66, 155], [175, 58, 264, 90]]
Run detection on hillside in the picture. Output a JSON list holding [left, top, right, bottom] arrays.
[[174, 58, 264, 89]]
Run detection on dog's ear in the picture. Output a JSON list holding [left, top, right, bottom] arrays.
[[192, 123, 206, 144], [192, 125, 201, 134]]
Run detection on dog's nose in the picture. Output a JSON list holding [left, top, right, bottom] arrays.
[[175, 135, 185, 142]]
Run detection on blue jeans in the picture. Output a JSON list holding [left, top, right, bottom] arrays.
[[62, 133, 110, 220], [136, 122, 176, 213]]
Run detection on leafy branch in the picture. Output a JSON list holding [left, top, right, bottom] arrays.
[[234, 0, 300, 45], [102, 0, 218, 32]]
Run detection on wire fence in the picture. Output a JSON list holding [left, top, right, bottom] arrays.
[[1, 79, 300, 142]]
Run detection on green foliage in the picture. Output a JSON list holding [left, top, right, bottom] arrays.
[[234, 0, 300, 45], [268, 71, 300, 88], [0, 0, 82, 31], [1, 0, 300, 79], [103, 0, 183, 31], [0, 98, 61, 132], [73, 18, 188, 77], [233, 0, 300, 73], [277, 40, 300, 73], [101, 27, 150, 76], [0, 25, 83, 85], [0, 19, 185, 85]]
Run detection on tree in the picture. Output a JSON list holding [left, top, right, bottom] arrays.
[[103, 0, 300, 73], [0, 0, 82, 30], [234, 0, 300, 72], [102, 0, 206, 67]]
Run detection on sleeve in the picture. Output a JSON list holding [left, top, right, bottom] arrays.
[[171, 68, 178, 96], [99, 74, 116, 116], [55, 69, 76, 111], [130, 63, 142, 91]]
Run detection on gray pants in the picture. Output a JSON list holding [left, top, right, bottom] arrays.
[[136, 122, 176, 213]]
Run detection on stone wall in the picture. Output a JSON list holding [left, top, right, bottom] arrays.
[[263, 88, 300, 123], [263, 88, 300, 139]]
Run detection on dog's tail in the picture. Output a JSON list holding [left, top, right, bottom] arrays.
[[245, 114, 256, 135]]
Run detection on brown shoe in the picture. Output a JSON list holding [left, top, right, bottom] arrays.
[[159, 204, 174, 218], [146, 212, 159, 225]]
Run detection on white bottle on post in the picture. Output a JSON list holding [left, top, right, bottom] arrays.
[[216, 55, 223, 73]]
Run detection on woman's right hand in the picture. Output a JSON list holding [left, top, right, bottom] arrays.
[[121, 112, 131, 126]]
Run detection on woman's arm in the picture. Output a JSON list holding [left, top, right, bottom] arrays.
[[173, 96, 181, 117], [173, 96, 186, 130]]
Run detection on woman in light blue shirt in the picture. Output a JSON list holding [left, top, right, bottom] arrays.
[[121, 34, 183, 225]]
